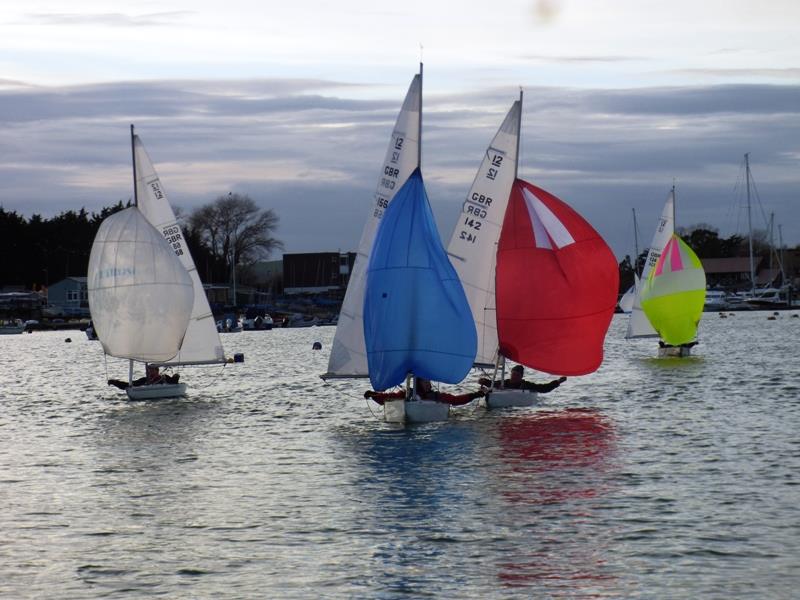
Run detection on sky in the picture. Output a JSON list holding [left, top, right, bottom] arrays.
[[1, 0, 799, 262]]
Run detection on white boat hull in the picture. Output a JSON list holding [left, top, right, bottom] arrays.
[[486, 389, 540, 408], [126, 383, 187, 400], [383, 398, 450, 423]]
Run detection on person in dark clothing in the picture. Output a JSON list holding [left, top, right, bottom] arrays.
[[108, 365, 180, 390], [479, 364, 565, 392], [364, 377, 486, 406]]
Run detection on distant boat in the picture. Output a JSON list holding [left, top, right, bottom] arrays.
[[446, 93, 618, 408], [624, 189, 675, 340], [88, 126, 229, 400], [0, 319, 25, 335], [640, 230, 707, 357], [703, 289, 730, 311]]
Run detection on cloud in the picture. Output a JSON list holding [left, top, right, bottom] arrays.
[[1, 78, 798, 260], [22, 11, 192, 28]]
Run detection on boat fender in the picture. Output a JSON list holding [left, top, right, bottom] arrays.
[[233, 353, 245, 363], [312, 342, 322, 350], [64, 337, 72, 343]]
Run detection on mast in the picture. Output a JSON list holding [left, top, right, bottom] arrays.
[[129, 124, 137, 382], [130, 124, 138, 207], [745, 153, 755, 294], [418, 62, 423, 170], [632, 208, 640, 275], [514, 89, 522, 179], [769, 212, 774, 275]]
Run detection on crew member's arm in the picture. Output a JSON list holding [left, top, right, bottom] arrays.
[[363, 390, 405, 405], [438, 390, 486, 406], [521, 376, 567, 393]]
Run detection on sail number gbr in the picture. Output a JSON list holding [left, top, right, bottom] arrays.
[[458, 192, 492, 243], [161, 225, 186, 257]]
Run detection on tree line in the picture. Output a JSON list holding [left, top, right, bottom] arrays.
[[0, 194, 281, 290], [616, 224, 787, 293]]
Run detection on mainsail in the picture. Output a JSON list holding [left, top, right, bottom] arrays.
[[87, 207, 194, 363], [640, 233, 706, 345], [447, 96, 617, 377], [446, 100, 520, 366], [363, 170, 477, 390], [496, 181, 619, 375], [625, 190, 674, 339], [324, 71, 422, 378], [132, 134, 226, 365]]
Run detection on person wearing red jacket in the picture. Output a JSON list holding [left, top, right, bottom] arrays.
[[364, 377, 486, 406]]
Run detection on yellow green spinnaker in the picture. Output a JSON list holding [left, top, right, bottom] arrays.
[[640, 234, 706, 345]]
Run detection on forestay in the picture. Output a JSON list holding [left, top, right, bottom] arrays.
[[363, 170, 477, 390], [496, 181, 618, 376], [325, 74, 421, 378], [87, 207, 194, 363], [446, 100, 520, 366], [133, 136, 226, 365], [626, 190, 674, 339]]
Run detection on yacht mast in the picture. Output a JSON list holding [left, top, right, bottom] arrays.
[[745, 153, 755, 294]]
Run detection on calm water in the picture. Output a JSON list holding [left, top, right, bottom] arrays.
[[1, 311, 798, 599]]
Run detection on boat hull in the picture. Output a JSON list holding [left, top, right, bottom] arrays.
[[126, 383, 187, 400], [486, 389, 539, 408], [383, 398, 450, 423], [658, 346, 692, 358]]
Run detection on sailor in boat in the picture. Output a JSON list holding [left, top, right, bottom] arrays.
[[107, 365, 180, 390], [479, 364, 566, 393], [364, 377, 486, 406]]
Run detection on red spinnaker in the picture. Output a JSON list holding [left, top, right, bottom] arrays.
[[496, 180, 618, 375]]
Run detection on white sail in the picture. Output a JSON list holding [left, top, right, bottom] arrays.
[[324, 73, 421, 378], [133, 136, 226, 365], [626, 190, 675, 339], [618, 284, 635, 313], [87, 207, 194, 363], [445, 100, 520, 366]]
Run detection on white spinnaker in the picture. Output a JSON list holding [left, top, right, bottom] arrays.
[[445, 100, 520, 366], [324, 74, 421, 378], [133, 136, 226, 364], [88, 207, 194, 363], [626, 190, 675, 339]]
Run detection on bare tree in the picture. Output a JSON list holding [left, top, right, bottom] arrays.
[[189, 193, 282, 276]]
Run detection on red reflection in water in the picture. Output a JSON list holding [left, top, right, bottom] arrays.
[[499, 408, 615, 471], [494, 408, 619, 592]]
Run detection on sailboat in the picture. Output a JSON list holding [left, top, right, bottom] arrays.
[[88, 126, 229, 400], [624, 190, 675, 340], [446, 93, 618, 408], [323, 65, 477, 423], [630, 186, 706, 357], [640, 231, 706, 357]]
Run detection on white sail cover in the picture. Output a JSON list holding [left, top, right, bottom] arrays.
[[626, 190, 675, 339], [445, 100, 520, 366], [324, 74, 421, 378], [88, 207, 194, 362], [133, 136, 226, 364]]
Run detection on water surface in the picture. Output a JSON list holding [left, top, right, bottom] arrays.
[[1, 311, 798, 598]]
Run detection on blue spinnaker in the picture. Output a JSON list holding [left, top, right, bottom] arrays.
[[363, 169, 477, 390]]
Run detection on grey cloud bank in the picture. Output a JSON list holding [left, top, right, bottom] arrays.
[[1, 78, 798, 261]]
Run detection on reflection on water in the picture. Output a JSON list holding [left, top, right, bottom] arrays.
[[489, 409, 620, 594], [1, 312, 799, 598]]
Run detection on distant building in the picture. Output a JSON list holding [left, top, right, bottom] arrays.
[[700, 256, 764, 289], [48, 276, 90, 317], [283, 252, 356, 294]]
